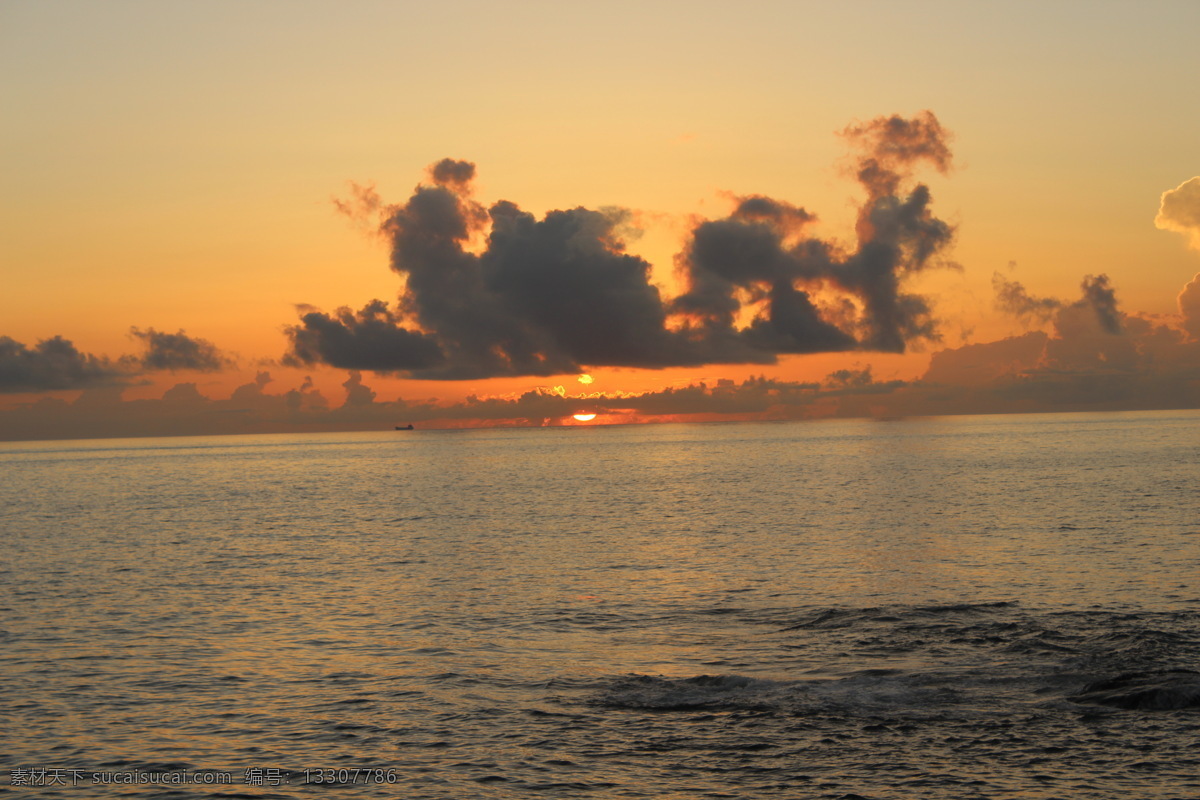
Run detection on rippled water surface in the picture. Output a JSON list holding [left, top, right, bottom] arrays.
[[2, 411, 1199, 798]]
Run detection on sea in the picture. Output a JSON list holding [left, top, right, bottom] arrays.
[[1, 410, 1198, 799]]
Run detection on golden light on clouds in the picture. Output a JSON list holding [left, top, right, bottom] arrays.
[[4, 3, 1200, 440], [1157, 177, 1200, 250]]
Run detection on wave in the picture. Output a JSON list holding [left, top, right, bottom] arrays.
[[778, 600, 1017, 631], [1069, 670, 1200, 711], [590, 671, 972, 717], [584, 602, 1200, 719]]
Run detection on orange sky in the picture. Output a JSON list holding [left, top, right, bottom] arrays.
[[3, 1, 1200, 439]]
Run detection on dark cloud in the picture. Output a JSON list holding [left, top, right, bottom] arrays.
[[287, 112, 958, 378], [285, 300, 446, 372], [840, 111, 954, 350], [0, 335, 120, 393], [1076, 274, 1120, 335], [294, 178, 755, 377], [673, 111, 955, 355], [428, 158, 476, 189], [1156, 176, 1200, 250], [842, 111, 953, 194], [674, 214, 857, 355], [481, 203, 696, 369], [993, 273, 1122, 335], [992, 272, 1061, 323], [1, 327, 236, 393], [382, 180, 543, 378], [727, 194, 816, 233], [128, 327, 232, 372], [825, 366, 875, 389]]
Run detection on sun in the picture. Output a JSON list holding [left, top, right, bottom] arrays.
[[572, 413, 597, 422]]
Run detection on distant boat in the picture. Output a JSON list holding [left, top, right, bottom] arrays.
[[395, 424, 414, 430]]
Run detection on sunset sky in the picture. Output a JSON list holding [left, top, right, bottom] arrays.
[[3, 0, 1200, 439]]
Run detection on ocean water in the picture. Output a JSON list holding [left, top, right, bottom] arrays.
[[1, 411, 1199, 799]]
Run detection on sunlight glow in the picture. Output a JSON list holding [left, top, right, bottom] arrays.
[[572, 413, 597, 422]]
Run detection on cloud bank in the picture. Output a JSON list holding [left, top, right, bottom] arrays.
[[7, 266, 1198, 441], [925, 271, 1200, 409], [286, 112, 957, 379], [4, 264, 1199, 442]]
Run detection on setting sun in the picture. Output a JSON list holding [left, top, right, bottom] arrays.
[[5, 4, 1200, 798]]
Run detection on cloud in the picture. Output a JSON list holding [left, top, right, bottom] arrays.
[[923, 331, 1048, 386], [128, 327, 233, 372], [920, 272, 1200, 412], [285, 300, 446, 372], [982, 272, 1133, 377], [284, 375, 329, 414], [428, 157, 476, 190], [292, 169, 741, 378], [1177, 273, 1200, 340], [993, 273, 1122, 335], [7, 308, 1200, 444], [992, 272, 1061, 323], [1156, 176, 1200, 250], [341, 370, 377, 406], [825, 366, 875, 389], [332, 181, 385, 233], [0, 326, 236, 393], [0, 336, 121, 393], [477, 202, 689, 370], [842, 111, 953, 192], [590, 375, 825, 417], [286, 112, 958, 378], [672, 199, 859, 355], [0, 368, 438, 441], [1076, 274, 1121, 335], [0, 364, 889, 440], [673, 110, 956, 354]]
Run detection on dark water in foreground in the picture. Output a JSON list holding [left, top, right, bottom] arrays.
[[2, 411, 1199, 798]]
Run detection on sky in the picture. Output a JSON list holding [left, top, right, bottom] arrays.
[[3, 0, 1200, 440]]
